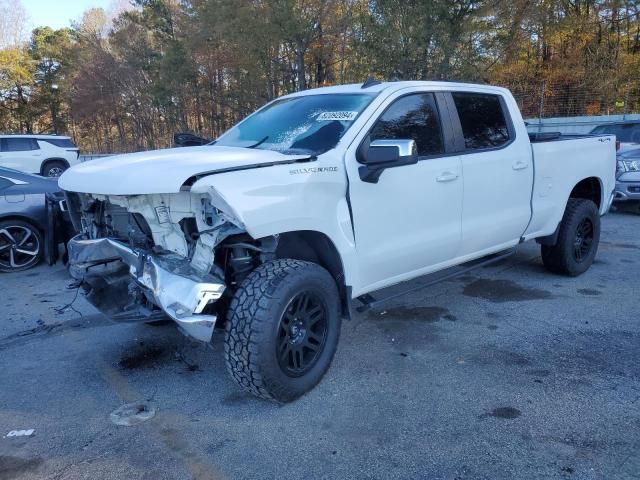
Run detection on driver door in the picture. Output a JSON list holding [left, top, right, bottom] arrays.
[[345, 92, 463, 293]]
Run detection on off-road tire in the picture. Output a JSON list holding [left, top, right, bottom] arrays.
[[541, 198, 600, 276], [224, 259, 341, 403]]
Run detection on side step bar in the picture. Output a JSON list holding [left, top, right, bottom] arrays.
[[356, 248, 517, 313]]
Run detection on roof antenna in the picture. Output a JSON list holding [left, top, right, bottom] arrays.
[[361, 76, 381, 89]]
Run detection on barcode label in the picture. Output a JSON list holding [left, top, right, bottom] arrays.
[[316, 111, 358, 121]]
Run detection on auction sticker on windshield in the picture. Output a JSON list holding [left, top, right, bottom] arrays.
[[316, 111, 358, 121]]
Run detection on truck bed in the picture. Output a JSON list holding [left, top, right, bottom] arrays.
[[528, 132, 604, 143], [524, 134, 616, 241]]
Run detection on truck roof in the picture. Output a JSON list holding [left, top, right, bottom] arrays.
[[284, 80, 511, 98]]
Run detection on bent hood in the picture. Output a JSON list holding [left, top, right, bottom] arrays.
[[59, 145, 310, 195]]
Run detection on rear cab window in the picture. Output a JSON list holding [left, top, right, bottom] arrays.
[[451, 92, 512, 150]]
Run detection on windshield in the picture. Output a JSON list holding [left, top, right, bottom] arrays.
[[215, 94, 376, 155], [591, 124, 640, 143]]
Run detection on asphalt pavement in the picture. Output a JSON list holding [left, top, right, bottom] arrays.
[[0, 211, 639, 480]]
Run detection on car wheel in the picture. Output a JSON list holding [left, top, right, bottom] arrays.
[[224, 259, 341, 402], [0, 220, 44, 273], [541, 198, 600, 276], [42, 161, 67, 178]]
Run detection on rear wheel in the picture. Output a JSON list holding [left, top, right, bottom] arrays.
[[42, 160, 67, 178], [224, 259, 341, 402], [0, 220, 44, 273], [541, 198, 600, 276]]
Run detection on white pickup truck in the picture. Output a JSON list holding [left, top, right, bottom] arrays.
[[60, 81, 616, 402]]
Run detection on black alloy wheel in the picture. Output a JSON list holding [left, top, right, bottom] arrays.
[[277, 291, 328, 377], [573, 217, 594, 263], [541, 198, 600, 276], [224, 259, 341, 402]]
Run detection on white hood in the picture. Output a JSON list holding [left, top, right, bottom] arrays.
[[59, 145, 308, 195]]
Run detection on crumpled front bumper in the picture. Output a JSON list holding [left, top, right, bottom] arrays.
[[68, 235, 225, 342]]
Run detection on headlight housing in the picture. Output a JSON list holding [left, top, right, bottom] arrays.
[[617, 160, 640, 173]]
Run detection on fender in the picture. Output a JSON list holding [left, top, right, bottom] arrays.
[[189, 156, 360, 291]]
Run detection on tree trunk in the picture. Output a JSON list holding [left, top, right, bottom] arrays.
[[296, 45, 306, 90]]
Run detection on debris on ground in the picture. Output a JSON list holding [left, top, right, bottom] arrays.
[[109, 402, 157, 426], [5, 429, 35, 438]]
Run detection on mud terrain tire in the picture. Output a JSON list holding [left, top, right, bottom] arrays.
[[224, 259, 341, 402]]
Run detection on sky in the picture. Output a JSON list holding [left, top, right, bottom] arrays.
[[23, 0, 113, 30]]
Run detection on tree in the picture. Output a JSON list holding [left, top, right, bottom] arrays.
[[0, 0, 28, 49], [1, 0, 640, 150], [0, 47, 36, 132], [27, 27, 75, 133]]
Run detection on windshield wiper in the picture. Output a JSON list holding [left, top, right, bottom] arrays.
[[247, 136, 269, 149]]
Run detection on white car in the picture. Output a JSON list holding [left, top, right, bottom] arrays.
[[0, 134, 80, 177], [59, 81, 616, 402]]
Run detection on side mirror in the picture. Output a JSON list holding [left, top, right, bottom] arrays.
[[358, 139, 418, 183]]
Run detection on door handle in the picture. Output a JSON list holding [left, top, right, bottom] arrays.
[[436, 172, 459, 183], [512, 161, 528, 170]]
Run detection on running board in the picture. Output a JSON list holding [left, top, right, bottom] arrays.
[[356, 248, 517, 313]]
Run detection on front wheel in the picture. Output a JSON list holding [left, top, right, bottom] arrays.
[[42, 160, 68, 178], [541, 198, 600, 276], [224, 259, 341, 402], [0, 220, 44, 272]]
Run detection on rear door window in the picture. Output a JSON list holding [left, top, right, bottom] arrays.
[[452, 93, 511, 150], [2, 138, 39, 152], [369, 93, 444, 157]]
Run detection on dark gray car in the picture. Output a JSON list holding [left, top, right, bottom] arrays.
[[0, 167, 73, 272]]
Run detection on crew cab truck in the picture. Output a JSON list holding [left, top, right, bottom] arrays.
[[59, 81, 616, 402]]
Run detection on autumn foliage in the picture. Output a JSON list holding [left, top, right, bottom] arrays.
[[1, 0, 639, 153]]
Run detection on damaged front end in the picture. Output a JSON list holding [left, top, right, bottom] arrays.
[[65, 191, 246, 342]]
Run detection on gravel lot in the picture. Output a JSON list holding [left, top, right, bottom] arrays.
[[1, 211, 639, 480]]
